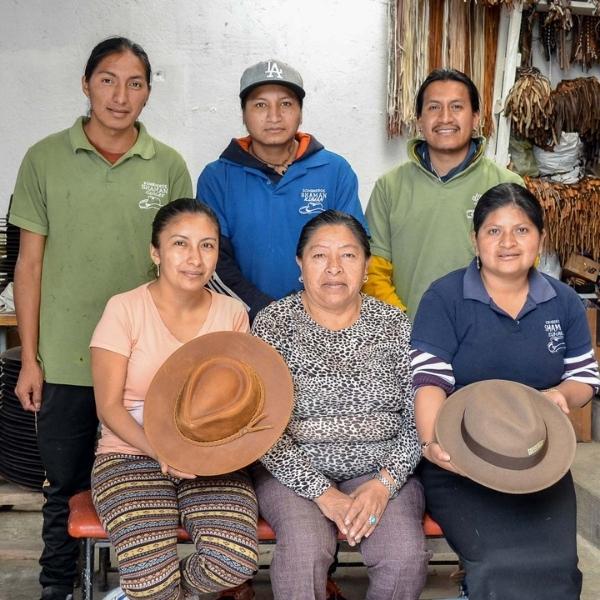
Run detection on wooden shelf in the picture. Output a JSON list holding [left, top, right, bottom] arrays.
[[0, 313, 16, 327], [0, 477, 43, 509], [535, 1, 600, 16]]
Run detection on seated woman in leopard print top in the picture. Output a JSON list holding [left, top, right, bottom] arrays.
[[250, 210, 429, 600]]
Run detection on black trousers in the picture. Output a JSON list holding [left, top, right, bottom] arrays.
[[419, 460, 582, 600], [37, 383, 98, 591]]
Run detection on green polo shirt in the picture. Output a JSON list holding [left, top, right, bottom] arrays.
[[366, 138, 523, 319], [9, 117, 192, 386]]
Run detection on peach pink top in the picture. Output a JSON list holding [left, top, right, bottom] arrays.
[[90, 282, 249, 455]]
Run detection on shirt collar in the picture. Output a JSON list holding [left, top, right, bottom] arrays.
[[463, 258, 557, 305], [68, 116, 155, 160], [417, 139, 478, 182]]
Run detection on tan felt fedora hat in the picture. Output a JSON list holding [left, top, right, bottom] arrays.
[[435, 379, 576, 494], [144, 331, 294, 476]]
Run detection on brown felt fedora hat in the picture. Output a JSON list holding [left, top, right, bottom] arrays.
[[144, 331, 293, 476], [435, 379, 576, 494]]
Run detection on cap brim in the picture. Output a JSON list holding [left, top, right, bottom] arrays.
[[240, 81, 305, 100], [435, 380, 576, 494], [144, 332, 293, 476]]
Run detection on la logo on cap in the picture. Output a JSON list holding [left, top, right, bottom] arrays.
[[265, 61, 283, 79]]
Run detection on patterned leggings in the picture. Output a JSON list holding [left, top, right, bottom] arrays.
[[92, 454, 259, 600]]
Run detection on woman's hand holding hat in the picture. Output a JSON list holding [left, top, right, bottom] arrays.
[[158, 460, 197, 480], [542, 387, 569, 415], [422, 442, 462, 474]]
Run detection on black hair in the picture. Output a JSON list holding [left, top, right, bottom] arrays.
[[296, 210, 371, 259], [473, 183, 544, 235], [84, 37, 152, 87], [151, 198, 220, 247], [241, 85, 304, 110], [415, 68, 480, 117]]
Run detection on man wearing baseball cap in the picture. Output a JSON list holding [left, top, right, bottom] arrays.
[[197, 59, 366, 320]]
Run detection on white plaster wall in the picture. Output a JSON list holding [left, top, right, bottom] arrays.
[[0, 0, 406, 216]]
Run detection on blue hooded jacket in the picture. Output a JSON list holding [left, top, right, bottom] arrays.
[[197, 134, 366, 319]]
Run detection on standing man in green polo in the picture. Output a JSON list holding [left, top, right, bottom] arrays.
[[364, 69, 522, 318], [10, 38, 191, 600]]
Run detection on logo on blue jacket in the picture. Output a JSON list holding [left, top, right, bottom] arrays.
[[299, 188, 327, 215]]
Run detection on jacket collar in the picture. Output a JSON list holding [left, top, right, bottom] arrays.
[[219, 132, 325, 182], [408, 136, 485, 182]]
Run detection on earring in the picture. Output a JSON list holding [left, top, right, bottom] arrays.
[[155, 263, 160, 278], [534, 254, 540, 269], [298, 274, 303, 283], [476, 255, 481, 270], [363, 274, 368, 283]]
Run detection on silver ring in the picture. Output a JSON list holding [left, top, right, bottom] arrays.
[[369, 514, 377, 526]]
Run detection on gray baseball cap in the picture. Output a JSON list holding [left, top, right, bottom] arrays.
[[239, 59, 305, 100]]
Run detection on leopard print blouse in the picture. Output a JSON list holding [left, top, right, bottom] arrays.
[[251, 292, 421, 499]]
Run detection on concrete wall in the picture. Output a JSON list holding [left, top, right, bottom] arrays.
[[0, 0, 405, 216]]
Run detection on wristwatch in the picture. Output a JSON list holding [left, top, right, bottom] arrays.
[[372, 471, 399, 498]]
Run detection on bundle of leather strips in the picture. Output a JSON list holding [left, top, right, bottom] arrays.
[[525, 176, 600, 265], [551, 78, 600, 169], [536, 0, 573, 69], [543, 0, 573, 30], [518, 6, 537, 67], [387, 1, 429, 137], [503, 67, 554, 149], [570, 15, 600, 70], [552, 78, 600, 142]]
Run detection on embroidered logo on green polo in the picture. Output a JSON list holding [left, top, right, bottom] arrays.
[[139, 182, 169, 209]]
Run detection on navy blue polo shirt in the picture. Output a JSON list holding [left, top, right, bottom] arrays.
[[411, 260, 592, 391]]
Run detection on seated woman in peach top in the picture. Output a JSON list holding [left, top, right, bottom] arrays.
[[90, 199, 257, 600]]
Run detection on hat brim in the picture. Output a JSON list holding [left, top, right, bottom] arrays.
[[435, 380, 576, 494], [240, 81, 305, 101], [144, 332, 293, 476]]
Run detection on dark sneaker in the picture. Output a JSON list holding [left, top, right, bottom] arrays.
[[40, 586, 74, 600]]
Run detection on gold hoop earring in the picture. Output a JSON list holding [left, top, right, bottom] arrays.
[[534, 255, 540, 268], [363, 274, 368, 283]]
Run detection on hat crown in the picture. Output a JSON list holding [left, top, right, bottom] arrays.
[[463, 388, 547, 461], [175, 356, 264, 444], [239, 59, 305, 99]]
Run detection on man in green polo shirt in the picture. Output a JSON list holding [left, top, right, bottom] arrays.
[[10, 37, 191, 600], [364, 69, 522, 319]]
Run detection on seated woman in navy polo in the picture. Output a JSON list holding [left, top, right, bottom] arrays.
[[410, 182, 599, 600]]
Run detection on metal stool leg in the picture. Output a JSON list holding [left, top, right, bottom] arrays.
[[99, 546, 110, 591], [81, 538, 95, 600]]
